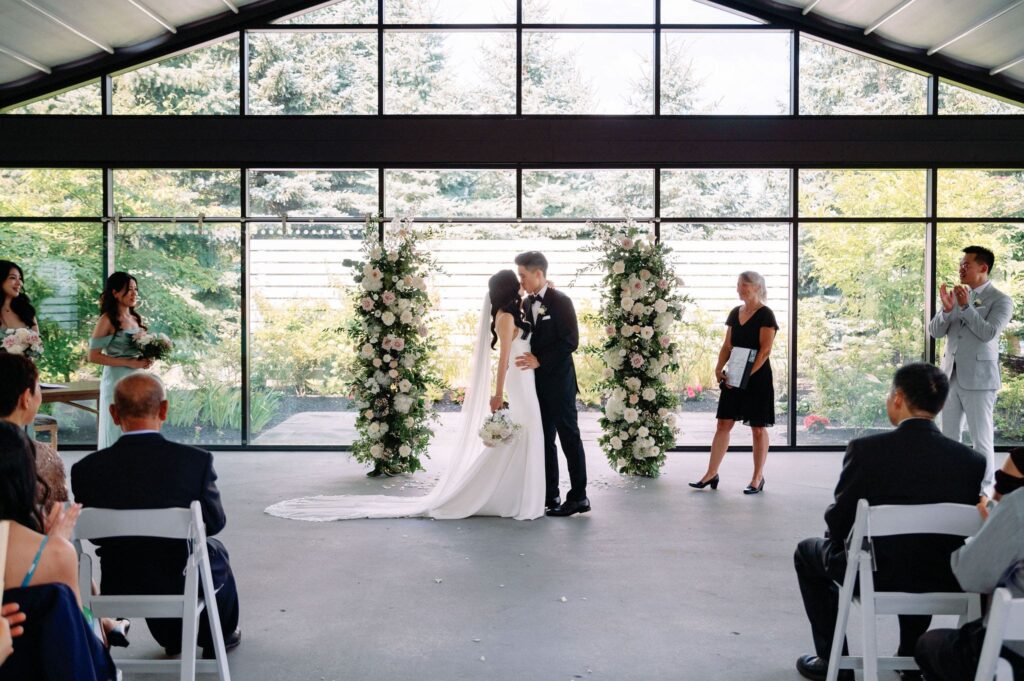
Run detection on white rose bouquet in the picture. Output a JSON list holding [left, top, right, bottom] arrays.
[[132, 331, 173, 360], [479, 409, 522, 448], [2, 328, 43, 358]]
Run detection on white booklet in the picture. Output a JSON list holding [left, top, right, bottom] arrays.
[[40, 382, 66, 389], [723, 347, 757, 389]]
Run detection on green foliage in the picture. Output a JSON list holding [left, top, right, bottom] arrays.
[[996, 375, 1024, 442], [167, 386, 282, 435]]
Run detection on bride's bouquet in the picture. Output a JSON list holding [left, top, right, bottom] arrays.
[[132, 331, 173, 361], [479, 409, 522, 448], [2, 328, 43, 358]]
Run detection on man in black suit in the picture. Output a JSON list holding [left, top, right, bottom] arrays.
[[71, 372, 241, 658], [514, 251, 589, 516], [794, 363, 986, 681]]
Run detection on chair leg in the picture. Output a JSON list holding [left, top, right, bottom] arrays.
[[199, 544, 231, 681], [180, 560, 201, 681], [827, 576, 856, 681], [860, 561, 879, 681]]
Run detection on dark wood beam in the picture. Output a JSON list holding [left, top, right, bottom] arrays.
[[1, 115, 1022, 168]]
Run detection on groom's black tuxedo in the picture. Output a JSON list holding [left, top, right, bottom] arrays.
[[530, 287, 588, 504]]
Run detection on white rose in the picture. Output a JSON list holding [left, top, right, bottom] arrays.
[[658, 407, 669, 417], [603, 367, 614, 379], [400, 311, 414, 325], [388, 369, 399, 378], [394, 394, 414, 414], [370, 444, 384, 458], [398, 379, 412, 393], [667, 414, 678, 428], [612, 260, 625, 275], [653, 299, 668, 314], [381, 311, 396, 326], [360, 343, 374, 359], [399, 444, 412, 458], [621, 325, 635, 338], [642, 388, 656, 401], [375, 371, 390, 385], [372, 358, 382, 368], [637, 426, 649, 437], [623, 408, 639, 424], [609, 436, 623, 451], [639, 269, 651, 281], [631, 303, 646, 317], [402, 354, 417, 368], [363, 410, 374, 419], [620, 297, 634, 312], [639, 326, 654, 340], [624, 377, 641, 392]]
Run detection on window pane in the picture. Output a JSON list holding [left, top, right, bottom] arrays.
[[523, 31, 652, 114], [799, 170, 927, 218], [3, 81, 101, 114], [662, 223, 789, 445], [114, 169, 241, 217], [249, 224, 361, 445], [660, 169, 790, 217], [938, 80, 1024, 115], [113, 39, 239, 115], [385, 0, 514, 23], [799, 36, 927, 115], [0, 221, 102, 445], [248, 32, 377, 115], [661, 0, 760, 24], [661, 31, 789, 114], [798, 223, 925, 444], [938, 170, 1024, 218], [384, 31, 515, 114], [115, 223, 242, 445], [524, 0, 653, 23], [385, 170, 515, 218], [936, 223, 1024, 447], [0, 169, 102, 217], [276, 0, 376, 23], [523, 169, 654, 218], [249, 170, 379, 217]]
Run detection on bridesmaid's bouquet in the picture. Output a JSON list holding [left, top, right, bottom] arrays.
[[479, 409, 522, 448], [132, 331, 173, 360], [2, 328, 43, 358]]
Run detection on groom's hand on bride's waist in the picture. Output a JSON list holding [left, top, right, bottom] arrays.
[[515, 353, 540, 370]]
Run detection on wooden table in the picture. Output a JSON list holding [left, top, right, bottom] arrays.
[[41, 380, 101, 424]]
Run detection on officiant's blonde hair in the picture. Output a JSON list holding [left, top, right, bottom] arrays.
[[739, 271, 768, 303]]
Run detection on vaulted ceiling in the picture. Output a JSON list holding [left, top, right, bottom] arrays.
[[0, 0, 1022, 109]]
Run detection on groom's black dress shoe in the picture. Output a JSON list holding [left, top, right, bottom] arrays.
[[796, 654, 853, 681], [545, 496, 561, 511], [546, 498, 590, 517]]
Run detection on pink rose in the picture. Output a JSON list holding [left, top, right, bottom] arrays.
[[381, 336, 393, 350], [628, 394, 639, 405], [630, 354, 644, 368], [659, 336, 670, 348], [657, 279, 668, 290], [361, 297, 375, 311], [686, 387, 695, 398], [392, 337, 405, 352], [621, 237, 634, 249], [605, 325, 616, 337], [382, 291, 396, 305]]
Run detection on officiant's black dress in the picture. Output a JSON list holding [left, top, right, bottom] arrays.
[[716, 305, 778, 427]]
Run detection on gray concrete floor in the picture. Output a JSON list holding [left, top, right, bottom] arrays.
[[63, 442, 946, 681]]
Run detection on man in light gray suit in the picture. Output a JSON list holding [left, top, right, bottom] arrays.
[[928, 245, 1014, 492]]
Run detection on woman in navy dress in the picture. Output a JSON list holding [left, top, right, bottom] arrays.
[[690, 271, 778, 494]]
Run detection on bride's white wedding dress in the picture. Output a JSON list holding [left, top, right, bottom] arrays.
[[265, 295, 546, 521]]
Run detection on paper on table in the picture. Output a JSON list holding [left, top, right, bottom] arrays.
[[723, 347, 757, 389], [40, 382, 66, 389]]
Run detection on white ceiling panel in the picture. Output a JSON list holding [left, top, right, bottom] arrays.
[[0, 1, 98, 67], [0, 56, 37, 84]]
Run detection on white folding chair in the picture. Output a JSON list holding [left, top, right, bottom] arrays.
[[74, 501, 231, 681], [974, 588, 1024, 681], [827, 499, 984, 681]]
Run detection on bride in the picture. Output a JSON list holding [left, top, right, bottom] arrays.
[[265, 270, 546, 521]]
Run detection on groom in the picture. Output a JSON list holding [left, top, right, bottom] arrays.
[[514, 251, 590, 517]]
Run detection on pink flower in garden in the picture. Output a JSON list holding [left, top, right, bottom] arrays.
[[361, 297, 375, 311], [657, 279, 668, 290], [392, 337, 406, 352], [381, 336, 393, 350], [659, 336, 670, 348], [382, 291, 396, 305], [687, 387, 695, 399], [628, 394, 639, 405], [621, 237, 634, 249], [605, 325, 616, 337], [630, 353, 644, 368]]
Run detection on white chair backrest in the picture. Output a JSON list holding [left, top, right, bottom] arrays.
[[974, 588, 1024, 681], [859, 500, 984, 539], [74, 504, 197, 542]]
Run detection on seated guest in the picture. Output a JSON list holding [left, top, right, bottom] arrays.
[[0, 353, 69, 506], [914, 449, 1024, 681], [794, 363, 986, 681], [71, 373, 241, 658], [0, 422, 115, 679]]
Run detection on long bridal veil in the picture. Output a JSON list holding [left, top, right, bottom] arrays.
[[265, 294, 495, 520]]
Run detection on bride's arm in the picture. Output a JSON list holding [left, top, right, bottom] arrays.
[[490, 312, 516, 412]]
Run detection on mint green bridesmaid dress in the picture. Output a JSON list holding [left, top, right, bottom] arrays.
[[89, 329, 141, 449]]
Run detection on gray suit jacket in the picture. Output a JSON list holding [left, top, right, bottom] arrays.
[[928, 283, 1013, 390]]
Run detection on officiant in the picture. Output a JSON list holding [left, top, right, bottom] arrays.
[[690, 271, 778, 495]]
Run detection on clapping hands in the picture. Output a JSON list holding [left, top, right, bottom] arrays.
[[939, 284, 971, 313], [44, 502, 82, 542]]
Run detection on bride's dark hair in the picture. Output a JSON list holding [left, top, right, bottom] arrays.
[[488, 270, 531, 349]]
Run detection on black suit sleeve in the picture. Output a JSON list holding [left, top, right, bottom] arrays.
[[823, 440, 865, 550], [199, 454, 227, 537], [536, 293, 579, 367]]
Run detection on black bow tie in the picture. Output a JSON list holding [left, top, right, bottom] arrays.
[[527, 294, 542, 306]]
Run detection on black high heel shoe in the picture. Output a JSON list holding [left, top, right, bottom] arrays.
[[689, 474, 719, 490], [743, 478, 765, 495]]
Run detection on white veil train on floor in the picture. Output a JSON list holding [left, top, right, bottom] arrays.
[[264, 293, 494, 521]]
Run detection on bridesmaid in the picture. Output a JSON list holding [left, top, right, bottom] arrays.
[[1, 260, 39, 334], [88, 272, 152, 449]]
